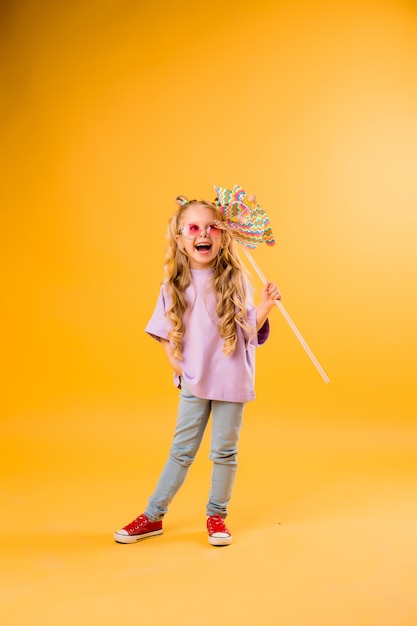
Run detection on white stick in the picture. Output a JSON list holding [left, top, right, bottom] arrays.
[[241, 246, 330, 384]]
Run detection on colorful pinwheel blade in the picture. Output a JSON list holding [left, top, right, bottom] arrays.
[[214, 184, 275, 249]]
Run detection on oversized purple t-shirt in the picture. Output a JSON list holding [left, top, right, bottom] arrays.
[[145, 268, 270, 402]]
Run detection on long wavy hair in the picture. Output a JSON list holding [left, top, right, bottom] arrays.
[[164, 198, 254, 359]]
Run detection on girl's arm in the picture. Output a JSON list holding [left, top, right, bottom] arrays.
[[256, 281, 281, 330], [160, 338, 183, 375]]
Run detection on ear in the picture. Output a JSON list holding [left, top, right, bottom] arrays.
[[175, 234, 182, 249]]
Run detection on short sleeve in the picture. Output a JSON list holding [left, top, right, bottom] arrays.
[[145, 286, 170, 342], [257, 318, 270, 345]]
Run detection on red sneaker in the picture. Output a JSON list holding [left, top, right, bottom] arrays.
[[207, 515, 232, 546], [114, 514, 163, 544]]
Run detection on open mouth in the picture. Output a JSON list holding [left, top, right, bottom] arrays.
[[195, 243, 212, 252]]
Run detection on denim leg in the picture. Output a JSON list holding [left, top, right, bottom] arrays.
[[145, 382, 211, 521], [207, 400, 244, 518]]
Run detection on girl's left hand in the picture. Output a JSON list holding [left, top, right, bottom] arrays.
[[256, 281, 282, 329], [262, 281, 281, 305]]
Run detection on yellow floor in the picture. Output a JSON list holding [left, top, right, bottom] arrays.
[[2, 398, 417, 626]]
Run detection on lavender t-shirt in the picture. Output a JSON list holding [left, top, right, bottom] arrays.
[[145, 268, 270, 402]]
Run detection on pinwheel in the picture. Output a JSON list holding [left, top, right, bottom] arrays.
[[214, 184, 330, 383]]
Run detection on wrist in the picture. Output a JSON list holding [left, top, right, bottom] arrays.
[[259, 302, 274, 316]]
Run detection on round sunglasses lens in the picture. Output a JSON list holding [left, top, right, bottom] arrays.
[[182, 224, 199, 238], [207, 225, 222, 238]]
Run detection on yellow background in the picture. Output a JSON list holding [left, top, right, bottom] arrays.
[[1, 1, 417, 624]]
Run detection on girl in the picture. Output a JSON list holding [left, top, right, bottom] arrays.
[[114, 196, 281, 546]]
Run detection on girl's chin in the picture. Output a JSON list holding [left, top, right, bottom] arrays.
[[189, 257, 216, 269]]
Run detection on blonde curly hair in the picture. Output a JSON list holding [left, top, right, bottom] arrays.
[[164, 197, 254, 360]]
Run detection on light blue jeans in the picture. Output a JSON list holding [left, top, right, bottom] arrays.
[[145, 380, 244, 521]]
